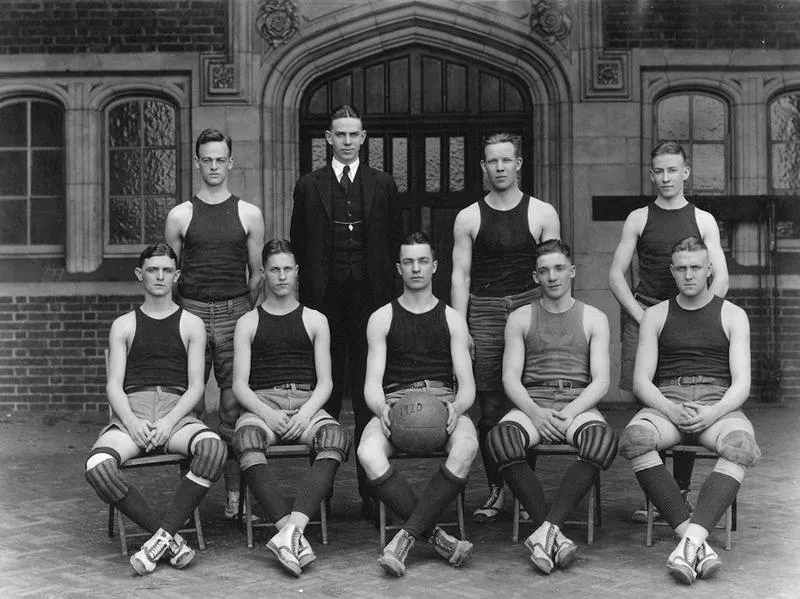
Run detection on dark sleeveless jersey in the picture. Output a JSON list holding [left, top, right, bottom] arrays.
[[522, 300, 591, 386], [249, 304, 316, 389], [124, 307, 188, 389], [470, 195, 538, 297], [384, 299, 453, 386], [635, 202, 701, 300], [657, 295, 730, 380], [178, 195, 249, 301]]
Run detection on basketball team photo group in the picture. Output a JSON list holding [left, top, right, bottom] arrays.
[[81, 112, 759, 589]]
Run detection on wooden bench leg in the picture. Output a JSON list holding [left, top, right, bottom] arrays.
[[457, 491, 466, 540], [245, 486, 254, 550], [320, 499, 329, 545], [379, 501, 387, 548], [646, 498, 654, 547], [587, 485, 595, 545], [512, 497, 520, 544]]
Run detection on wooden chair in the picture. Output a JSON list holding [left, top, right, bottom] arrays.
[[511, 444, 603, 544], [377, 451, 467, 547], [646, 445, 737, 550], [238, 444, 329, 549], [103, 349, 205, 556]]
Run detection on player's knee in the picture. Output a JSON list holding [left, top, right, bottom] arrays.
[[575, 422, 618, 471], [85, 448, 128, 504], [313, 423, 351, 463], [189, 431, 227, 482], [486, 422, 529, 471], [619, 423, 657, 460], [717, 430, 761, 469], [232, 425, 268, 469]]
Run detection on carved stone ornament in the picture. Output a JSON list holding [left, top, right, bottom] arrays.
[[596, 60, 622, 88], [530, 0, 573, 43], [256, 0, 299, 48], [211, 63, 236, 90]]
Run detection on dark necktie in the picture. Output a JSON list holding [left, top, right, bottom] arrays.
[[340, 164, 351, 194]]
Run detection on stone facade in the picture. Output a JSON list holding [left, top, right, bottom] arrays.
[[1, 0, 798, 409]]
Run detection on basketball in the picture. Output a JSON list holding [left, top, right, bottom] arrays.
[[389, 391, 449, 455]]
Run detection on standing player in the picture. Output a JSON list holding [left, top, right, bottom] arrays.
[[85, 243, 227, 575], [358, 233, 478, 576], [488, 240, 618, 574], [231, 239, 350, 577], [165, 129, 265, 519], [608, 141, 730, 520], [290, 105, 403, 518], [451, 133, 560, 522], [619, 236, 759, 584]]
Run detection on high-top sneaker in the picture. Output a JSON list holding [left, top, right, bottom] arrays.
[[167, 533, 195, 569], [130, 528, 173, 575], [427, 526, 473, 567], [267, 524, 302, 577], [524, 521, 558, 574], [378, 529, 415, 576], [666, 536, 700, 585], [472, 485, 504, 523], [695, 540, 721, 579]]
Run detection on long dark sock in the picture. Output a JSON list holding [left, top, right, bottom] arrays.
[[115, 485, 161, 533], [243, 463, 290, 522], [500, 462, 548, 525], [691, 472, 740, 531], [404, 465, 466, 540], [367, 466, 418, 520], [546, 460, 599, 527], [161, 477, 208, 536], [478, 422, 505, 489], [293, 458, 340, 517], [672, 451, 696, 491], [635, 465, 691, 529]]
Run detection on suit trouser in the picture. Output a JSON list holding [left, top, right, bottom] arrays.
[[322, 275, 374, 498]]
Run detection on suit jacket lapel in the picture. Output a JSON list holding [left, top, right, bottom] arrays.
[[361, 166, 376, 218], [316, 166, 333, 217]]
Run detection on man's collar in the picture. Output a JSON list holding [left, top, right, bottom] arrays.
[[331, 157, 359, 180]]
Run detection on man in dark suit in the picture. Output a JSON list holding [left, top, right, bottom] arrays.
[[290, 104, 402, 517]]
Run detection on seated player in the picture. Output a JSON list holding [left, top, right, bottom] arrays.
[[488, 239, 618, 574], [357, 232, 479, 577], [619, 236, 760, 585], [231, 239, 349, 577], [85, 243, 227, 575]]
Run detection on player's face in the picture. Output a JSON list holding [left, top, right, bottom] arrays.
[[195, 141, 233, 187], [649, 153, 689, 200], [264, 252, 298, 297], [396, 243, 437, 290], [325, 117, 366, 165], [136, 255, 179, 297], [670, 249, 711, 297], [532, 251, 575, 300], [481, 142, 522, 192]]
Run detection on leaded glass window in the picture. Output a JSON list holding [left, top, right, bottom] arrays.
[[0, 98, 65, 248], [770, 93, 800, 238], [107, 98, 178, 246]]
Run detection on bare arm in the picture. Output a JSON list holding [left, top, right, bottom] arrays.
[[450, 206, 475, 319], [558, 306, 611, 424], [242, 202, 266, 307], [364, 306, 391, 418], [164, 204, 188, 264], [609, 209, 646, 322], [446, 307, 475, 418], [533, 199, 560, 242], [697, 209, 730, 298]]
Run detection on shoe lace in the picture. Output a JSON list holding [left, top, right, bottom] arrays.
[[167, 535, 184, 557], [290, 528, 302, 556], [430, 528, 455, 555], [394, 531, 414, 559], [543, 524, 557, 555], [682, 538, 700, 564], [480, 487, 503, 509], [146, 532, 171, 560]]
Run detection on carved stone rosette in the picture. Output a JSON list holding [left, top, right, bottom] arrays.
[[530, 0, 573, 43], [256, 0, 299, 48]]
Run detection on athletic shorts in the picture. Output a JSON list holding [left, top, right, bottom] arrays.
[[234, 387, 338, 446], [468, 287, 541, 392], [103, 387, 204, 439], [180, 293, 251, 390]]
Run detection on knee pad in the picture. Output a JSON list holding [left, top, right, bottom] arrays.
[[189, 432, 227, 482], [619, 423, 658, 460], [312, 423, 351, 463], [85, 448, 128, 504], [486, 422, 529, 470], [574, 422, 618, 471], [717, 430, 761, 469], [232, 425, 267, 460]]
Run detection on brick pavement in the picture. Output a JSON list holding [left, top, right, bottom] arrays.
[[0, 406, 798, 599]]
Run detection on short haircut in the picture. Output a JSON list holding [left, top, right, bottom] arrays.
[[138, 242, 178, 268], [262, 238, 295, 264], [671, 235, 707, 255], [399, 231, 435, 260], [481, 132, 522, 159], [328, 104, 362, 129], [535, 239, 572, 263], [651, 141, 687, 163], [195, 128, 232, 157]]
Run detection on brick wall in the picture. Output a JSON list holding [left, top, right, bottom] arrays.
[[0, 0, 228, 54], [0, 288, 797, 411], [604, 0, 800, 50], [0, 295, 138, 411]]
